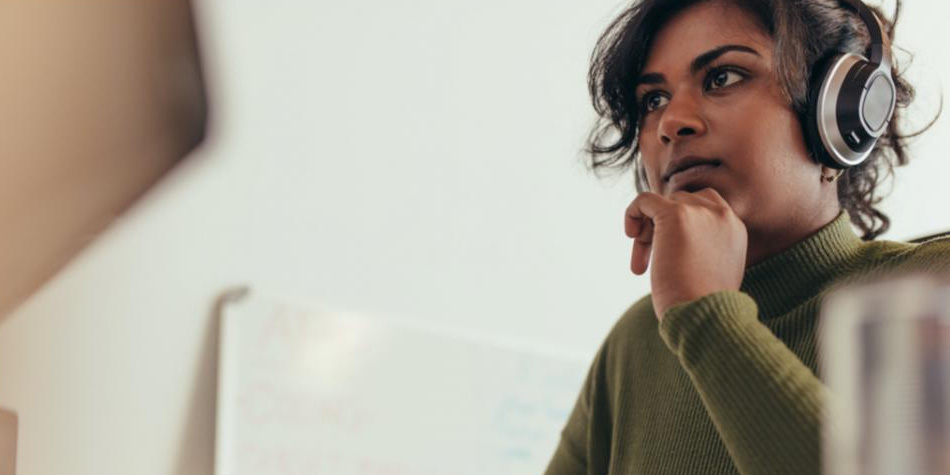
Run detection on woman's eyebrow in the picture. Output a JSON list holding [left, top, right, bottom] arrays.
[[635, 44, 761, 87]]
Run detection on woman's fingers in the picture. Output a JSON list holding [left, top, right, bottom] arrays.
[[623, 186, 748, 318], [624, 189, 725, 276], [624, 213, 642, 238], [626, 192, 670, 221], [631, 218, 654, 275], [625, 192, 670, 275]]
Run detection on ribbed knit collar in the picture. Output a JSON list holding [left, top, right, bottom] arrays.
[[740, 212, 866, 320]]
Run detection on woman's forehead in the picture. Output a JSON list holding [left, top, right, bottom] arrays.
[[642, 1, 773, 73]]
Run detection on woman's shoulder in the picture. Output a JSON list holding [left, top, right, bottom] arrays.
[[884, 233, 950, 262], [897, 234, 950, 272], [854, 234, 950, 279]]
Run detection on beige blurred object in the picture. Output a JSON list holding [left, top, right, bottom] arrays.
[[0, 0, 207, 318], [822, 276, 950, 475], [0, 408, 14, 475]]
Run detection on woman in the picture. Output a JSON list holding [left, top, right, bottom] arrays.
[[545, 0, 947, 474]]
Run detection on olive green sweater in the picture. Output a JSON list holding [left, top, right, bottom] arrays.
[[544, 212, 950, 475]]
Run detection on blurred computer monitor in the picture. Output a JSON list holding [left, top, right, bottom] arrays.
[[0, 0, 207, 318], [0, 408, 14, 475]]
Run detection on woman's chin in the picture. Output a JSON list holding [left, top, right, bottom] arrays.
[[665, 179, 724, 196], [666, 163, 725, 195]]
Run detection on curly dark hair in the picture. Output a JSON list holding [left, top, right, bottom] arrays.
[[585, 0, 939, 240]]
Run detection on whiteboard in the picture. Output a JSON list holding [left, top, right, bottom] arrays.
[[214, 289, 588, 475]]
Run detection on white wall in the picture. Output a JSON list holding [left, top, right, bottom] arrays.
[[0, 0, 948, 474]]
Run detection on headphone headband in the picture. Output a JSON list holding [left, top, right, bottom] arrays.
[[836, 0, 891, 69]]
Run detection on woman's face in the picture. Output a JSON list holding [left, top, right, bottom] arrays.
[[636, 1, 837, 235]]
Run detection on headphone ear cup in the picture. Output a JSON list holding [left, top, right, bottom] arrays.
[[806, 51, 886, 169], [804, 54, 847, 169]]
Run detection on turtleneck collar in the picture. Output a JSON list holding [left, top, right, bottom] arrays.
[[740, 212, 866, 320]]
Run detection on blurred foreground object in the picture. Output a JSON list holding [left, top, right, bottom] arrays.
[[0, 408, 14, 475], [0, 1, 207, 318], [822, 276, 950, 475]]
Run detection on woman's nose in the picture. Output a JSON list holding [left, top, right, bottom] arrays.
[[656, 93, 707, 145]]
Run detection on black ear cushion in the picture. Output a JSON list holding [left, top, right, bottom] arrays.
[[804, 53, 846, 169]]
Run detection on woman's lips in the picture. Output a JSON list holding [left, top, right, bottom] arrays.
[[667, 162, 722, 192]]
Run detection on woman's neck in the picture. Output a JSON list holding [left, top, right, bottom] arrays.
[[745, 204, 842, 268]]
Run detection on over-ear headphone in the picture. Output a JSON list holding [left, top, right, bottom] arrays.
[[804, 0, 897, 169]]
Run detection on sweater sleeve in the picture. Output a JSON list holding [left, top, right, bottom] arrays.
[[658, 291, 824, 475]]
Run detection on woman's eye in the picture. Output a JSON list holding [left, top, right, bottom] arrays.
[[643, 93, 669, 113], [707, 69, 744, 90]]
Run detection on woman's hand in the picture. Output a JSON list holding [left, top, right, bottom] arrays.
[[624, 188, 748, 320]]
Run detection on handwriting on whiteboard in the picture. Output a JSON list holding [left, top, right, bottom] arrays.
[[216, 292, 588, 475]]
